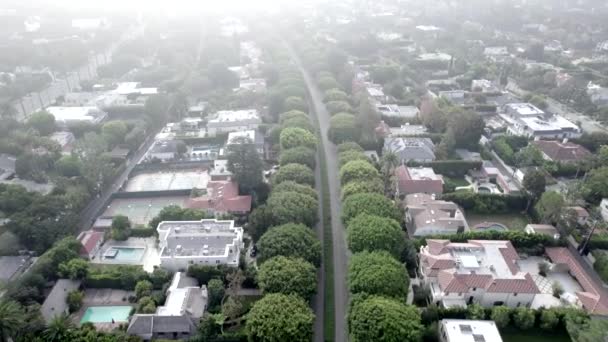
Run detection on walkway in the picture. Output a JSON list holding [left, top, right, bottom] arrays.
[[290, 48, 349, 342]]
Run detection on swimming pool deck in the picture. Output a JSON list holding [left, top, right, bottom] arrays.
[[91, 237, 160, 272], [74, 289, 135, 327]]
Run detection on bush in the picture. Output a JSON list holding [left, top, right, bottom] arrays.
[[417, 230, 561, 251], [410, 160, 482, 178], [513, 307, 535, 330], [540, 309, 559, 330], [441, 192, 528, 214], [491, 306, 511, 328], [466, 304, 486, 320], [272, 163, 315, 186], [279, 147, 316, 169], [339, 160, 379, 185], [85, 265, 149, 290], [187, 265, 230, 285], [66, 290, 84, 313], [342, 193, 401, 224]]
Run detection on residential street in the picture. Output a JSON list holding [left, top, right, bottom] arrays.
[[290, 47, 350, 342]]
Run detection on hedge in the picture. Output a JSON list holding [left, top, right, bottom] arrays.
[[130, 228, 157, 237], [85, 265, 150, 290], [441, 192, 528, 214], [415, 230, 564, 253], [407, 160, 482, 177], [588, 235, 608, 250]]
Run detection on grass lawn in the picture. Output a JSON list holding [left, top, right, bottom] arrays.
[[444, 176, 470, 187], [466, 212, 531, 231], [501, 328, 571, 342]]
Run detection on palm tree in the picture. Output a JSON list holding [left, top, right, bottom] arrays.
[[44, 314, 75, 342], [381, 150, 398, 197], [0, 300, 25, 342]]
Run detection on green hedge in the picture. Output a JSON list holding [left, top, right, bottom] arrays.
[[441, 192, 527, 214], [415, 230, 564, 250], [130, 228, 157, 237], [85, 265, 149, 290], [588, 235, 608, 250]]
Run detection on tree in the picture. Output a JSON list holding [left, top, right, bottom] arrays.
[[207, 278, 225, 309], [135, 280, 153, 299], [149, 205, 210, 229], [381, 150, 398, 196], [273, 181, 318, 200], [337, 142, 364, 154], [257, 223, 321, 266], [55, 155, 82, 177], [515, 145, 544, 167], [326, 101, 354, 115], [338, 150, 369, 167], [279, 147, 316, 169], [347, 214, 404, 258], [58, 258, 90, 280], [513, 307, 535, 330], [258, 256, 317, 299], [279, 110, 309, 123], [339, 160, 380, 185], [349, 251, 409, 299], [357, 95, 381, 140], [349, 296, 423, 342], [149, 267, 170, 289], [27, 111, 56, 135], [341, 179, 384, 200], [0, 301, 25, 342], [327, 48, 348, 74], [137, 296, 156, 313], [111, 215, 131, 241], [144, 94, 170, 128], [324, 89, 350, 103], [266, 191, 318, 227], [226, 136, 264, 193], [283, 96, 308, 112], [66, 290, 84, 313], [272, 163, 315, 186], [318, 76, 341, 91], [583, 167, 608, 204], [329, 113, 360, 143], [101, 121, 128, 146], [490, 306, 511, 328], [523, 169, 546, 210], [246, 293, 314, 342], [44, 314, 74, 341], [342, 193, 400, 223], [207, 61, 238, 88], [279, 127, 317, 151], [447, 110, 484, 149], [282, 116, 314, 133], [535, 191, 565, 224]]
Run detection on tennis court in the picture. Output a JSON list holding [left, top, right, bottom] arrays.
[[102, 196, 189, 225], [124, 170, 209, 192]]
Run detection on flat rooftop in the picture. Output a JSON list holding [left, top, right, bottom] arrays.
[[440, 319, 503, 342], [504, 103, 544, 116], [407, 167, 442, 181], [158, 220, 241, 257]]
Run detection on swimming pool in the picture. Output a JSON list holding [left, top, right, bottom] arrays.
[[103, 247, 145, 262], [80, 306, 132, 324]]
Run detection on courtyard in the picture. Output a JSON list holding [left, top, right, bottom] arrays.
[[91, 237, 159, 272]]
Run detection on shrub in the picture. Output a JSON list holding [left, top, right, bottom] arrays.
[[441, 192, 528, 214], [540, 309, 559, 330], [466, 304, 486, 320], [491, 306, 511, 328], [513, 307, 535, 330], [552, 282, 564, 298]]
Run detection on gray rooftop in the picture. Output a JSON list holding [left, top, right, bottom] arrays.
[[40, 279, 81, 322], [0, 256, 28, 281], [385, 137, 436, 162], [158, 220, 240, 257], [127, 315, 196, 336]]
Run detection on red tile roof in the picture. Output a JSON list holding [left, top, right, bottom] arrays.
[[77, 230, 104, 256], [546, 247, 608, 314], [485, 274, 539, 294], [186, 181, 252, 214], [533, 140, 591, 162], [427, 239, 451, 255]]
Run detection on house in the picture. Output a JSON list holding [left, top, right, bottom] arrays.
[[77, 230, 105, 259], [206, 109, 261, 136], [532, 140, 591, 163], [420, 239, 539, 308], [45, 106, 107, 126], [438, 319, 503, 342], [148, 140, 181, 162], [500, 103, 581, 139], [376, 121, 428, 138], [546, 247, 608, 314], [365, 83, 387, 103], [586, 82, 608, 106], [186, 180, 252, 215], [564, 206, 588, 226], [404, 193, 468, 237], [40, 279, 82, 323], [384, 137, 436, 163], [157, 219, 243, 272], [524, 224, 560, 240], [226, 130, 264, 155], [503, 103, 545, 117], [395, 165, 443, 198], [376, 104, 420, 120], [439, 90, 465, 103], [127, 272, 207, 341], [209, 160, 232, 181]]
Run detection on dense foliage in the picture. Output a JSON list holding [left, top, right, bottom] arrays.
[[246, 294, 314, 342], [258, 256, 317, 299], [257, 223, 322, 266], [347, 214, 405, 258], [348, 251, 409, 299]]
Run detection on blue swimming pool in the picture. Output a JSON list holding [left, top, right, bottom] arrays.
[[103, 247, 145, 262], [80, 306, 132, 324]]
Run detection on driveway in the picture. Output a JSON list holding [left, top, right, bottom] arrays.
[[290, 47, 349, 342]]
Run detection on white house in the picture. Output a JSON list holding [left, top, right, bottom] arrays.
[[157, 219, 244, 272], [500, 103, 581, 139], [45, 106, 107, 126], [404, 194, 468, 237], [439, 319, 503, 342], [420, 239, 539, 308], [206, 109, 261, 136]]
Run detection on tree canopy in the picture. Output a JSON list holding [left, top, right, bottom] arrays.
[[258, 256, 317, 299], [227, 136, 264, 193], [347, 214, 405, 258], [279, 147, 316, 169], [246, 293, 314, 342], [329, 113, 359, 143], [280, 127, 317, 151], [342, 193, 401, 223], [272, 181, 318, 199], [266, 191, 318, 227], [273, 163, 315, 186], [341, 178, 384, 200], [348, 296, 423, 342], [339, 160, 380, 185], [27, 111, 56, 136], [348, 251, 409, 299], [257, 223, 321, 266]]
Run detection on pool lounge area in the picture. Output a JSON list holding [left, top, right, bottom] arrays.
[[80, 306, 132, 324], [103, 247, 145, 263]]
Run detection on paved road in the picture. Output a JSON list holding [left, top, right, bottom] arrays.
[[290, 48, 349, 342]]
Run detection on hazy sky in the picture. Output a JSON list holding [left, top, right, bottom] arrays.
[[42, 0, 323, 12]]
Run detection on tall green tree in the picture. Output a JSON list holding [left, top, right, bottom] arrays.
[[535, 191, 565, 224], [258, 256, 317, 299], [348, 251, 409, 299], [257, 223, 321, 266], [523, 169, 546, 211], [226, 136, 264, 194], [246, 294, 314, 342], [347, 214, 405, 258]]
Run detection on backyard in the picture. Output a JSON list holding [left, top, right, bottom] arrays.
[[466, 213, 531, 231]]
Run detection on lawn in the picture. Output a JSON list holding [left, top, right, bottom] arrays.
[[444, 176, 470, 187], [466, 212, 531, 231], [501, 328, 571, 342]]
